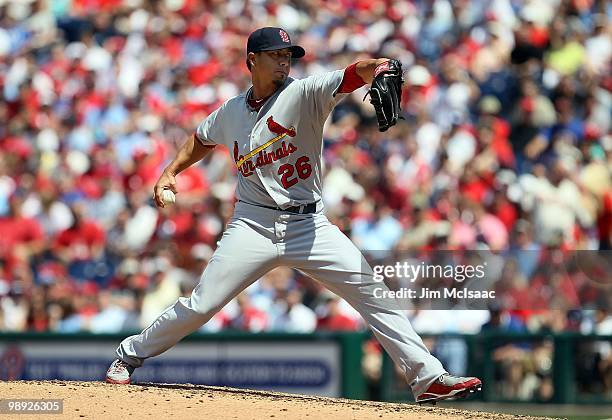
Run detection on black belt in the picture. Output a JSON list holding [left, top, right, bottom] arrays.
[[239, 200, 318, 214]]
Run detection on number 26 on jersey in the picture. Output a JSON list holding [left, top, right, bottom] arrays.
[[278, 156, 312, 188]]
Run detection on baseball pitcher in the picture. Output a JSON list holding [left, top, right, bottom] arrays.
[[106, 27, 482, 403]]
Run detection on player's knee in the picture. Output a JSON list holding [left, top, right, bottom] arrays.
[[188, 285, 227, 317]]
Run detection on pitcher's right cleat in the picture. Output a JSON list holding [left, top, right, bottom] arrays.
[[105, 359, 135, 384], [416, 374, 482, 404]]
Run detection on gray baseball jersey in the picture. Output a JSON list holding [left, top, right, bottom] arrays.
[[195, 71, 345, 209], [115, 69, 448, 398]]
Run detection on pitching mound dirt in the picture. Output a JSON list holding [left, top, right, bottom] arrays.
[[0, 381, 548, 419]]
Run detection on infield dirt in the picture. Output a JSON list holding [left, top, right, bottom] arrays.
[[0, 381, 550, 419]]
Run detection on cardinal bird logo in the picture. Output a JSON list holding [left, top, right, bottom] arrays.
[[233, 116, 298, 171], [267, 116, 296, 137]]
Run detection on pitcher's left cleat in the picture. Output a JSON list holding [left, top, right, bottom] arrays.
[[417, 374, 482, 404]]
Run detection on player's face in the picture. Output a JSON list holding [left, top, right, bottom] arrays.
[[256, 48, 292, 87]]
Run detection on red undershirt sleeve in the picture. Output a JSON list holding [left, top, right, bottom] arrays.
[[337, 62, 366, 94]]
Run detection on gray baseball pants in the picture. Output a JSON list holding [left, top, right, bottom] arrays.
[[116, 201, 446, 396]]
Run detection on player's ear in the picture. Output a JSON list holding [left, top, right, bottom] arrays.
[[248, 52, 256, 68]]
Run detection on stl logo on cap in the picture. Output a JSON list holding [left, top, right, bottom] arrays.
[[279, 30, 290, 43]]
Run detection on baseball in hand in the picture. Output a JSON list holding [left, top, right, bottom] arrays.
[[161, 189, 176, 206]]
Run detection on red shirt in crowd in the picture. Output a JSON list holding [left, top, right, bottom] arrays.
[[230, 307, 269, 332], [53, 220, 106, 260], [317, 313, 359, 331], [0, 216, 44, 252], [0, 216, 44, 271]]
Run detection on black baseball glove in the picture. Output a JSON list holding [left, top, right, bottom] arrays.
[[365, 59, 404, 132]]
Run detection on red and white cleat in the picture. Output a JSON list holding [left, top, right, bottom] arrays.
[[105, 359, 135, 384], [417, 374, 482, 404]]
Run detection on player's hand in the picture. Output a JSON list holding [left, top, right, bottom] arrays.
[[153, 170, 177, 208]]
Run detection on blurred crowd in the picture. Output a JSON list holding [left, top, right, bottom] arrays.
[[0, 0, 610, 366]]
